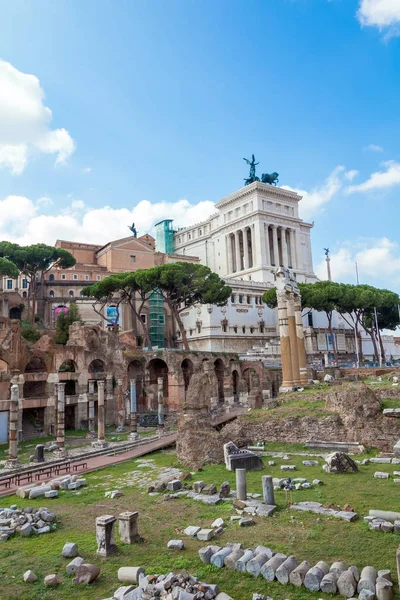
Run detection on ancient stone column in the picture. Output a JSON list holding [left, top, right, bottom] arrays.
[[92, 380, 108, 448], [54, 383, 68, 458], [262, 475, 275, 505], [118, 511, 141, 544], [4, 384, 20, 470], [294, 295, 308, 384], [157, 376, 165, 433], [272, 225, 279, 266], [87, 379, 96, 437], [277, 289, 294, 391], [287, 292, 301, 385], [96, 514, 117, 556], [128, 378, 139, 441], [235, 230, 241, 272], [116, 378, 125, 428], [236, 468, 247, 501]]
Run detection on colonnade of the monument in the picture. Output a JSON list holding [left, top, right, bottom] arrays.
[[277, 289, 308, 391], [226, 224, 297, 273]]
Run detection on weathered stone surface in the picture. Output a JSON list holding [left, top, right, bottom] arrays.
[[374, 472, 390, 479], [324, 452, 359, 473], [224, 548, 244, 569], [358, 566, 378, 595], [193, 494, 221, 505], [261, 554, 287, 581], [289, 560, 312, 587], [303, 460, 319, 466], [246, 553, 270, 577], [219, 482, 230, 498], [276, 555, 297, 584], [23, 570, 37, 583], [193, 481, 205, 493], [256, 504, 276, 517], [117, 567, 145, 584], [184, 526, 201, 537], [198, 545, 221, 564], [211, 518, 224, 528], [211, 547, 232, 568], [44, 574, 60, 586], [320, 572, 338, 594], [202, 484, 217, 495], [29, 485, 52, 499], [66, 557, 84, 575], [96, 514, 117, 557], [378, 569, 392, 582], [304, 561, 329, 591], [224, 441, 264, 471], [337, 570, 357, 598], [197, 529, 214, 541], [62, 542, 78, 558], [167, 540, 184, 550], [239, 517, 254, 527], [376, 576, 393, 600], [20, 523, 32, 537], [235, 549, 254, 572], [73, 563, 100, 585]]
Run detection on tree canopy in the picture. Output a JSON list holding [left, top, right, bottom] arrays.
[[0, 257, 19, 280]]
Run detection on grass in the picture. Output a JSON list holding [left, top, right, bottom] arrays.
[[243, 399, 331, 421], [1, 446, 399, 600], [382, 398, 400, 410]]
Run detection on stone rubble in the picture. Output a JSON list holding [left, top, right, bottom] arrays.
[[0, 505, 57, 541], [290, 501, 359, 522]]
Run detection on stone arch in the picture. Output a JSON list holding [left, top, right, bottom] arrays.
[[214, 358, 225, 403], [128, 359, 145, 412], [24, 356, 47, 374], [9, 306, 22, 320], [181, 358, 194, 391], [49, 274, 55, 281], [24, 356, 47, 398], [148, 358, 168, 407], [242, 368, 251, 393], [88, 359, 106, 374], [0, 359, 9, 373], [58, 360, 77, 373]]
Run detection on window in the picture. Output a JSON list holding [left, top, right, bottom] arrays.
[[140, 314, 146, 324], [222, 323, 227, 333], [22, 279, 28, 289], [242, 326, 246, 333], [247, 295, 251, 304], [96, 275, 101, 281], [49, 290, 55, 298], [130, 255, 136, 262], [84, 275, 89, 281], [189, 329, 193, 336], [233, 326, 238, 333], [7, 280, 12, 289], [69, 290, 74, 297], [231, 294, 235, 303], [260, 324, 264, 333], [73, 274, 78, 280], [188, 233, 191, 240], [62, 274, 66, 280], [197, 324, 201, 333], [250, 327, 254, 334], [49, 274, 55, 281], [199, 229, 202, 236], [22, 291, 27, 299], [238, 295, 243, 304], [308, 312, 314, 327]]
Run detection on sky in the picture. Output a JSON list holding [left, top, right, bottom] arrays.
[[0, 0, 400, 289]]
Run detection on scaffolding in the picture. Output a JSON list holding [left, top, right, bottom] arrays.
[[155, 219, 175, 254], [149, 291, 165, 349]]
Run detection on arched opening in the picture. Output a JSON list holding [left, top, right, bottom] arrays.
[[49, 290, 55, 298], [24, 357, 47, 398], [88, 359, 105, 374], [69, 290, 74, 297], [64, 380, 76, 396], [25, 357, 46, 373], [181, 358, 194, 391], [214, 358, 225, 403], [49, 274, 55, 281], [0, 359, 9, 373], [242, 368, 251, 393], [9, 306, 22, 320], [128, 360, 144, 412], [148, 358, 168, 407], [232, 369, 239, 402], [58, 360, 77, 373]]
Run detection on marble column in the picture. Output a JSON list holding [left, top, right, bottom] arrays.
[[157, 376, 165, 433], [272, 225, 279, 267], [4, 384, 20, 470], [92, 380, 108, 448], [282, 228, 289, 268], [55, 383, 68, 458], [128, 378, 139, 441], [287, 292, 301, 385], [277, 290, 294, 391], [248, 227, 253, 268], [242, 228, 249, 269], [264, 224, 271, 266], [294, 296, 308, 384], [235, 230, 241, 272], [226, 234, 233, 274], [116, 378, 125, 428], [236, 468, 247, 501], [289, 229, 297, 269]]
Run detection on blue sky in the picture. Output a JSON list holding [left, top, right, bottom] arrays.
[[0, 0, 399, 287]]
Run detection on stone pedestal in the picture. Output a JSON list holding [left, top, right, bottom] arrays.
[[4, 384, 21, 470], [262, 475, 275, 505], [34, 444, 45, 463], [236, 468, 247, 501], [96, 514, 117, 556], [118, 511, 140, 544]]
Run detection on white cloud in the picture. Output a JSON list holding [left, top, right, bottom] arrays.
[[346, 160, 400, 194], [282, 166, 346, 220], [82, 167, 91, 173], [36, 196, 53, 207], [0, 195, 217, 246], [315, 237, 400, 288], [0, 59, 75, 174], [357, 0, 400, 35], [364, 144, 384, 152], [345, 169, 359, 181]]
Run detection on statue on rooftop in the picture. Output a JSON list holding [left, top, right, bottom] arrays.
[[243, 154, 260, 185], [128, 223, 137, 238], [261, 172, 279, 186]]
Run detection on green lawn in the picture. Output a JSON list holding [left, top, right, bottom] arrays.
[[1, 446, 399, 600]]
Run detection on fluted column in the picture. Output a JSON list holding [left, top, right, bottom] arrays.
[[290, 229, 297, 269], [235, 230, 241, 272], [242, 228, 249, 269], [277, 290, 294, 390], [294, 296, 308, 384], [282, 228, 289, 268], [287, 292, 301, 385], [264, 224, 271, 266], [226, 235, 233, 274], [272, 225, 279, 266], [248, 227, 253, 268]]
